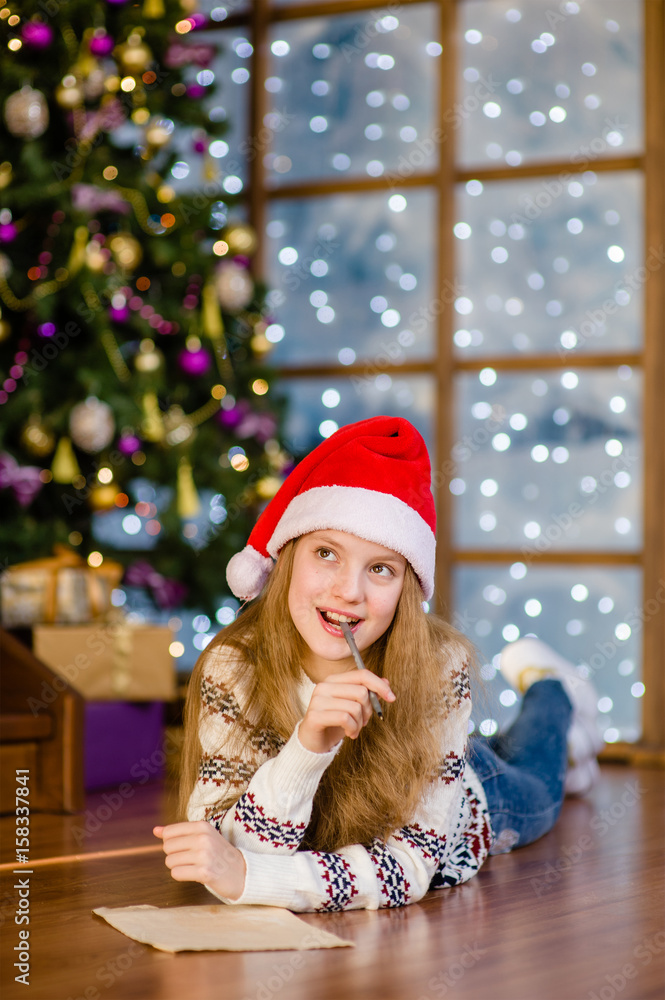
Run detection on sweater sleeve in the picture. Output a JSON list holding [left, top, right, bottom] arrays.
[[206, 649, 487, 912], [186, 645, 339, 856]]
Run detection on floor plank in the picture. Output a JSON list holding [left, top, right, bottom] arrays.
[[1, 764, 663, 1000]]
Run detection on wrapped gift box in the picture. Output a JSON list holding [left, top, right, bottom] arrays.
[[33, 620, 176, 701], [84, 701, 165, 790], [1, 545, 123, 627]]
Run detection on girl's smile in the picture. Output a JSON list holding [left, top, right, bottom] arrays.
[[316, 607, 363, 636], [287, 528, 406, 683]]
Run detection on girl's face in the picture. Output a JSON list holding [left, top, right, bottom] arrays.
[[287, 529, 406, 682]]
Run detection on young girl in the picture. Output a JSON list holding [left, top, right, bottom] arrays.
[[154, 415, 601, 910]]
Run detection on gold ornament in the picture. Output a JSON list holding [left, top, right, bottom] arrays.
[[134, 339, 164, 374], [88, 482, 118, 511], [141, 391, 165, 441], [51, 437, 81, 483], [256, 476, 282, 500], [4, 86, 49, 139], [68, 226, 90, 276], [0, 161, 12, 190], [115, 36, 153, 75], [223, 222, 258, 257], [0, 318, 10, 341], [202, 281, 224, 340], [85, 241, 107, 273], [82, 66, 106, 102], [108, 233, 142, 270], [251, 332, 271, 355], [164, 406, 194, 446], [145, 119, 172, 149], [55, 80, 84, 109], [176, 456, 200, 518], [69, 397, 115, 453], [215, 260, 254, 312], [21, 416, 55, 458], [143, 0, 165, 17]]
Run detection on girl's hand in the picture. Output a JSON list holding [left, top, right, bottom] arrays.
[[299, 669, 395, 754], [153, 821, 246, 901]]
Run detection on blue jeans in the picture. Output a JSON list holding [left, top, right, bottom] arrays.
[[467, 679, 572, 855]]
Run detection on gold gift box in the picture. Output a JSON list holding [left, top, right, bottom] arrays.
[[0, 546, 123, 627], [32, 620, 176, 701]]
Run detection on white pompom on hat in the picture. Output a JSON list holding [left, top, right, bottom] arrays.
[[226, 415, 437, 600]]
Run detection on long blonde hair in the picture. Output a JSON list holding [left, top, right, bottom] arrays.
[[179, 539, 475, 852]]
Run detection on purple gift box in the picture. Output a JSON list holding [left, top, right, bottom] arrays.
[[84, 701, 165, 791]]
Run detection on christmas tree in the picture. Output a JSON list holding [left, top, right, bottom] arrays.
[[0, 0, 288, 617]]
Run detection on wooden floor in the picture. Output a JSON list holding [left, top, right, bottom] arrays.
[[1, 764, 663, 1000]]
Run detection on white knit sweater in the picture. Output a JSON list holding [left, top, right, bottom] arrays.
[[187, 643, 491, 911]]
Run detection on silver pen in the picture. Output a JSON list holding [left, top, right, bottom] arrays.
[[340, 621, 384, 721]]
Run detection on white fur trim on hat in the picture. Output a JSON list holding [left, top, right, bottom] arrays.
[[266, 485, 436, 600], [226, 545, 274, 601]]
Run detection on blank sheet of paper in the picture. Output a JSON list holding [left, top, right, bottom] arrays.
[[93, 904, 354, 953]]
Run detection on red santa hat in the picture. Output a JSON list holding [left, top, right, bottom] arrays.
[[226, 415, 437, 601]]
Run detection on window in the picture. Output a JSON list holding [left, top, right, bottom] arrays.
[[205, 0, 665, 754]]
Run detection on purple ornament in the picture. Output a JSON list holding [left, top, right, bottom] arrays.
[[0, 223, 18, 244], [186, 85, 207, 100], [118, 434, 141, 456], [21, 22, 54, 49], [217, 401, 247, 430], [109, 306, 130, 323], [178, 347, 212, 377], [89, 33, 115, 57], [192, 139, 207, 154], [37, 322, 56, 337]]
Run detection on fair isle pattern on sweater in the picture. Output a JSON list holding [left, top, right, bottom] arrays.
[[394, 824, 448, 868], [234, 791, 305, 849], [437, 750, 466, 785], [312, 853, 359, 911], [200, 753, 258, 792], [368, 840, 411, 907], [201, 673, 286, 758], [450, 666, 471, 706], [430, 785, 493, 889]]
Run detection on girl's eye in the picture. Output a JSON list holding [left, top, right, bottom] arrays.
[[316, 548, 335, 561], [370, 564, 393, 577]]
